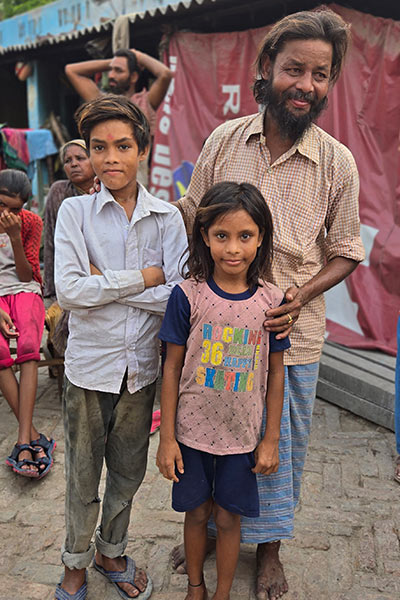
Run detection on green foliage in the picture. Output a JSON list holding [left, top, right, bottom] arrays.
[[2, 0, 55, 19]]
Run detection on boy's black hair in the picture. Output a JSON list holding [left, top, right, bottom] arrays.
[[75, 94, 150, 154], [114, 49, 139, 75], [187, 181, 273, 289], [0, 169, 31, 203]]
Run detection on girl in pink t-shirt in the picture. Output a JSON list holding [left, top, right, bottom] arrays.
[[0, 169, 55, 480], [157, 182, 290, 600]]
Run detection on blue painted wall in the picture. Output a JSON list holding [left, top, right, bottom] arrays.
[[0, 0, 176, 50]]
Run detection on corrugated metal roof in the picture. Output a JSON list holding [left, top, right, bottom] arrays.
[[0, 22, 111, 54], [0, 0, 216, 55]]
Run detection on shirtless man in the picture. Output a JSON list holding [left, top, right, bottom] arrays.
[[65, 49, 172, 184]]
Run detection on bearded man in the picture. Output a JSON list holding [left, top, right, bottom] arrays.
[[172, 9, 365, 600]]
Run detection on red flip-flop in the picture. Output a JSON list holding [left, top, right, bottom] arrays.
[[150, 409, 161, 435]]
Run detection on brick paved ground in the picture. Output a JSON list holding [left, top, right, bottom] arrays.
[[0, 373, 399, 600]]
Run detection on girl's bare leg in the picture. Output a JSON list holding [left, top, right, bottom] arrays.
[[0, 362, 40, 470], [0, 364, 40, 440], [17, 361, 38, 445], [184, 499, 213, 599], [212, 504, 241, 600]]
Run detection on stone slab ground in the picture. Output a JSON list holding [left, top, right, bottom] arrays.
[[0, 373, 399, 600]]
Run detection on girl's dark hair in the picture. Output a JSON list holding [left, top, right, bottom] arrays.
[[75, 94, 150, 153], [187, 182, 273, 288], [0, 169, 31, 203]]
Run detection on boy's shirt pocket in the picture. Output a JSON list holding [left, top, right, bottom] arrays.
[[141, 247, 163, 269]]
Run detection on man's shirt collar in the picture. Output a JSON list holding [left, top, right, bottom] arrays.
[[245, 111, 320, 165]]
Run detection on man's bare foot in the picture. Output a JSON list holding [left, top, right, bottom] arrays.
[[185, 579, 208, 600], [172, 538, 216, 574], [56, 566, 86, 597], [95, 552, 147, 597], [256, 541, 288, 600]]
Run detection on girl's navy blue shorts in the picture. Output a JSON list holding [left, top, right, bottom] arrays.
[[172, 442, 259, 517]]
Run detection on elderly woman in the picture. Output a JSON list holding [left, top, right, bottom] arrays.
[[43, 140, 94, 358], [44, 139, 94, 301]]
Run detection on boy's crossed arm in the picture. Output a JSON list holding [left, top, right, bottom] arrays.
[[55, 202, 186, 312], [104, 209, 188, 315]]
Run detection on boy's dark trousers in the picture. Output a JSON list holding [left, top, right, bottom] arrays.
[[61, 376, 155, 569]]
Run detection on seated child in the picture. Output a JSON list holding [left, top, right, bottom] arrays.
[[156, 181, 290, 600], [54, 94, 188, 600], [0, 169, 55, 479]]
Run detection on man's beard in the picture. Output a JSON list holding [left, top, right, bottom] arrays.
[[105, 77, 131, 95], [259, 77, 328, 141]]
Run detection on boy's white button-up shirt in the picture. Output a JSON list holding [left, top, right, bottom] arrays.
[[54, 183, 187, 394]]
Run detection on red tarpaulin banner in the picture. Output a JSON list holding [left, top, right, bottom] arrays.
[[150, 4, 400, 356]]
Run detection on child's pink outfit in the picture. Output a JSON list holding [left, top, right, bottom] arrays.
[[0, 293, 45, 368], [0, 209, 44, 369]]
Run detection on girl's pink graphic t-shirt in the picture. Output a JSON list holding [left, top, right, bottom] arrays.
[[160, 278, 288, 455]]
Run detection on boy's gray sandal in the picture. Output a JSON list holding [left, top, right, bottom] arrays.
[[54, 578, 87, 600], [93, 555, 153, 599]]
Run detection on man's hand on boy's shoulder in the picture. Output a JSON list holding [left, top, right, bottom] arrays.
[[90, 176, 101, 195]]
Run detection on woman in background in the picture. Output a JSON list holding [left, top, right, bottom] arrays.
[[44, 139, 94, 302]]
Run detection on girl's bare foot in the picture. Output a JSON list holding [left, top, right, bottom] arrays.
[[185, 578, 208, 600], [256, 541, 288, 600]]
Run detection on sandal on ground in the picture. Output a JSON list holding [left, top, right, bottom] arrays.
[[31, 433, 56, 459], [54, 576, 87, 600], [35, 451, 53, 480], [394, 456, 400, 484], [31, 433, 56, 479], [5, 443, 39, 478], [93, 555, 153, 600]]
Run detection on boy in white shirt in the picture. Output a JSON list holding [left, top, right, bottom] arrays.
[[54, 95, 187, 600]]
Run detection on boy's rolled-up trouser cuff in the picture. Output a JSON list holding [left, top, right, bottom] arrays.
[[95, 526, 128, 559], [61, 542, 95, 570]]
